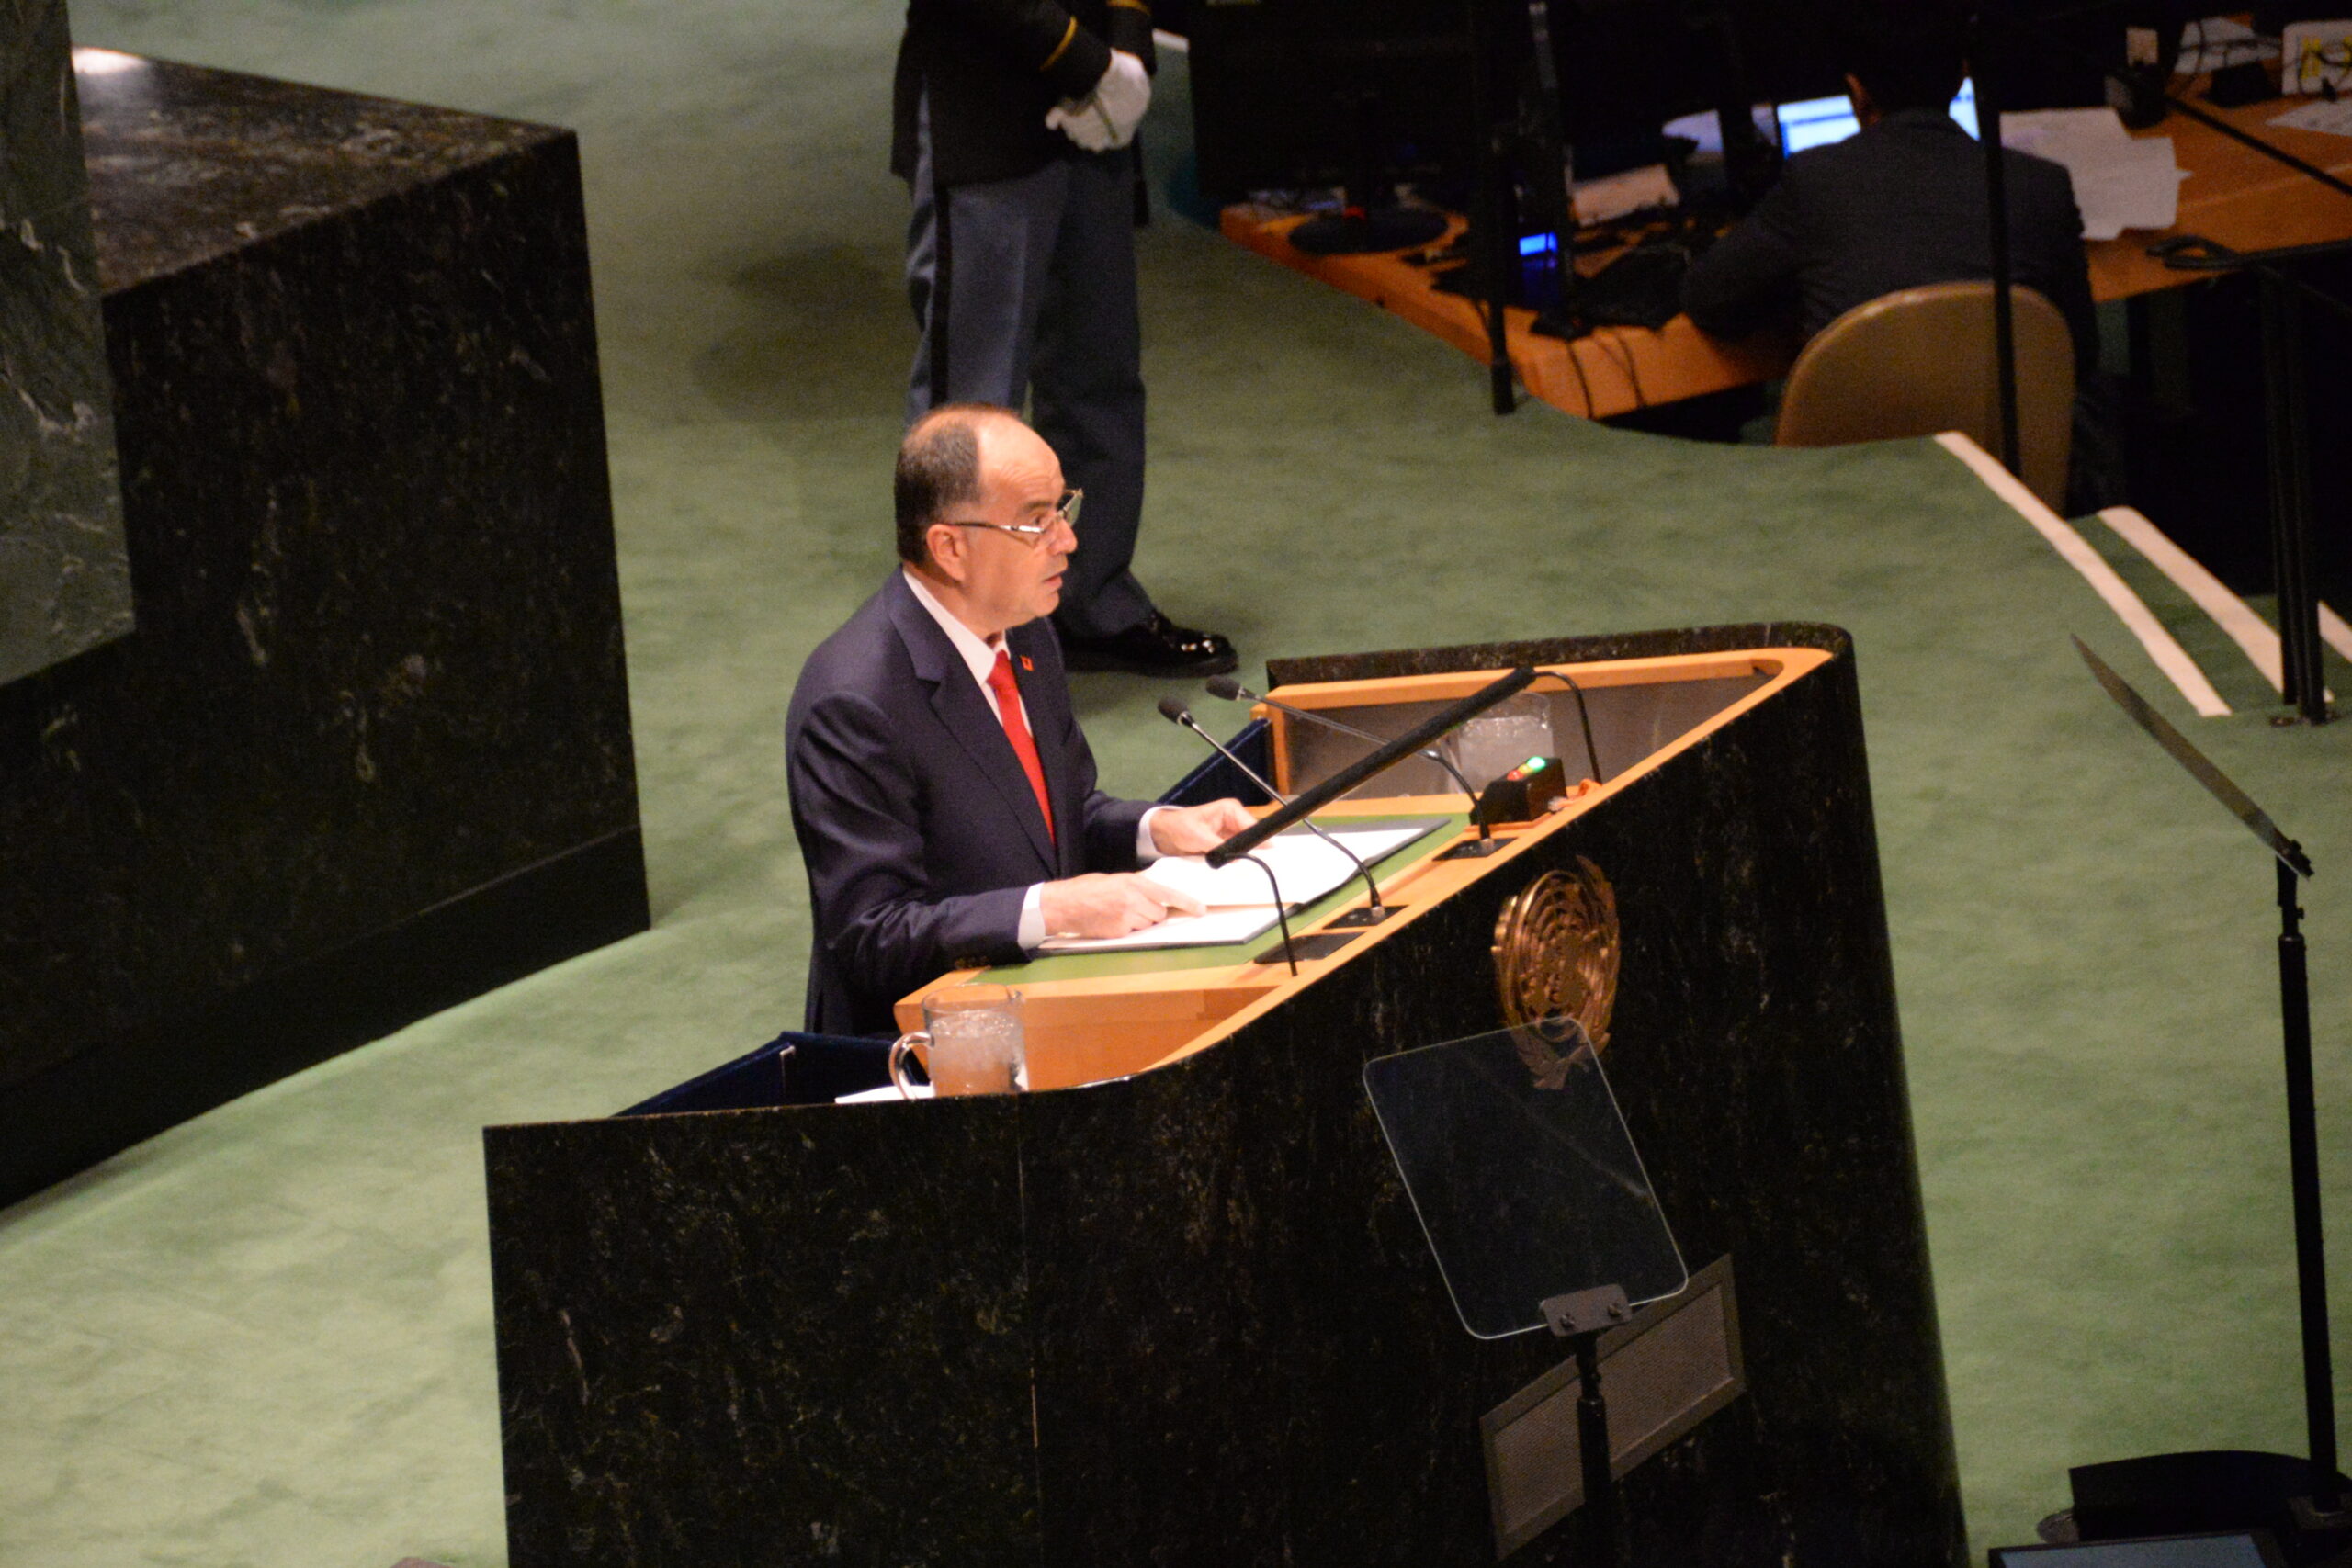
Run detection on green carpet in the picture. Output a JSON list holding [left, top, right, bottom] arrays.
[[6, 5, 2347, 1562]]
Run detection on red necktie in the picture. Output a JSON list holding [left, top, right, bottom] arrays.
[[986, 648, 1055, 845]]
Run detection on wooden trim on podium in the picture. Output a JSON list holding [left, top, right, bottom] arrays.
[[899, 646, 1829, 1089]]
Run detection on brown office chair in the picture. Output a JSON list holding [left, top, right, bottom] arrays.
[[1775, 280, 2075, 511]]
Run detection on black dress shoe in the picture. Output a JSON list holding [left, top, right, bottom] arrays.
[[1060, 612, 1238, 677]]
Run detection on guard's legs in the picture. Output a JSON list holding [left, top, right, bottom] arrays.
[[904, 94, 1062, 423], [1030, 147, 1153, 641]]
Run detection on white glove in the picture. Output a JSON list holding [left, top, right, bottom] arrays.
[[1046, 48, 1150, 152]]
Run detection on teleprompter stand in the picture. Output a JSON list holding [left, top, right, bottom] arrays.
[[2066, 639, 2351, 1560], [1363, 1020, 1689, 1563], [1544, 1282, 1637, 1567]]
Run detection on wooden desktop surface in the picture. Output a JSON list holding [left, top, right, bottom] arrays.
[[1223, 85, 2352, 420], [2086, 90, 2352, 299]]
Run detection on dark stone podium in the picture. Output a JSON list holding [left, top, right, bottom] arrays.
[[485, 626, 1963, 1567], [0, 59, 643, 1204]]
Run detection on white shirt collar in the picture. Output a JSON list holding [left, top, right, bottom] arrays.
[[900, 566, 1006, 691]]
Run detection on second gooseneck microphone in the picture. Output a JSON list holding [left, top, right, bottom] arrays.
[[1156, 696, 1390, 923]]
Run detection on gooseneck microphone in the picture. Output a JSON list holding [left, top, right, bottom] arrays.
[[1204, 675, 1488, 802], [1205, 665, 1538, 867], [1156, 696, 1390, 924]]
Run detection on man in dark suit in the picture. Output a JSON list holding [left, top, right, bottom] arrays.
[[1680, 0, 2098, 384], [787, 404, 1255, 1036]]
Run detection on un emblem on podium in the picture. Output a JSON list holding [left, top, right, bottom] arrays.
[[1492, 857, 1621, 1077]]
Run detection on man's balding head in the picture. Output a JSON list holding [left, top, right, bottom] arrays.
[[895, 403, 1018, 565]]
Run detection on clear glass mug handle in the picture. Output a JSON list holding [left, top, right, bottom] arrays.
[[888, 1031, 932, 1098]]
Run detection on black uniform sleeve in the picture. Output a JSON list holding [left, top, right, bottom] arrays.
[[928, 0, 1114, 100], [1105, 0, 1158, 72]]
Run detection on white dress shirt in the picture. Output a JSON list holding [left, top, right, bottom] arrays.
[[900, 569, 1163, 949]]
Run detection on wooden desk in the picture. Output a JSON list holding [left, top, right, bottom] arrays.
[[1224, 93, 2352, 418], [1220, 205, 1795, 420], [2087, 92, 2352, 299]]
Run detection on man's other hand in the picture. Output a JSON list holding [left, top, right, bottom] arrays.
[[1148, 798, 1257, 857], [1039, 873, 1205, 939]]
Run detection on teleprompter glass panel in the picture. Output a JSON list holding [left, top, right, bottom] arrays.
[[1364, 1024, 1687, 1339]]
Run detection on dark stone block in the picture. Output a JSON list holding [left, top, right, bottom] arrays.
[[486, 626, 1964, 1568], [0, 60, 645, 1205], [0, 7, 133, 684]]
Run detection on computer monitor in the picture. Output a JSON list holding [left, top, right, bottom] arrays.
[[1774, 75, 1980, 153]]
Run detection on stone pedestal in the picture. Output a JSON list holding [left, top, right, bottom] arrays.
[[0, 58, 646, 1205], [0, 6, 132, 684]]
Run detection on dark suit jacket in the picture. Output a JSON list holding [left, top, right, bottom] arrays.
[[786, 570, 1151, 1036], [1681, 107, 2098, 378]]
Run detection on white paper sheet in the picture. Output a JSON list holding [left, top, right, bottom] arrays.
[[837, 1082, 929, 1103], [1037, 824, 1436, 953], [2273, 97, 2352, 139], [2000, 107, 2188, 239], [2174, 17, 2276, 75], [1136, 827, 1427, 909]]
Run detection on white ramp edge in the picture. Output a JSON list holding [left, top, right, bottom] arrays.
[[2097, 505, 2336, 704], [1934, 433, 2231, 717]]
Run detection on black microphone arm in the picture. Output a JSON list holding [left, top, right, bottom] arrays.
[[1204, 666, 1539, 870], [1203, 675, 1488, 803], [1155, 697, 1388, 920]]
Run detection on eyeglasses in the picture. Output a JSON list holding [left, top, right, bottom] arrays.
[[944, 489, 1082, 546]]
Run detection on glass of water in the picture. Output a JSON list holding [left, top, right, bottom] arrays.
[[890, 986, 1027, 1098], [1446, 694, 1556, 792]]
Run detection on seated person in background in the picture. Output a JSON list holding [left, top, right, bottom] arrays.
[[1680, 0, 2098, 389], [786, 403, 1255, 1037]]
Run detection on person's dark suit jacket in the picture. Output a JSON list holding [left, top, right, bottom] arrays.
[[786, 570, 1152, 1036], [1681, 107, 2098, 378]]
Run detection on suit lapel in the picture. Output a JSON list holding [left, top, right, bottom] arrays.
[[886, 576, 1057, 872]]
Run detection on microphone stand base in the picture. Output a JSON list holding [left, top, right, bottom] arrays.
[[1440, 835, 1506, 861], [1327, 905, 1399, 929]]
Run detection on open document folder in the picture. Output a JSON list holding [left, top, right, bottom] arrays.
[[1036, 821, 1443, 953]]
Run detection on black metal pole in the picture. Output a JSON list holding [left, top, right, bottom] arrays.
[[1466, 0, 1516, 414], [1974, 8, 2023, 479], [1575, 1331, 1623, 1567], [2257, 271, 2328, 725], [2277, 852, 2340, 1502]]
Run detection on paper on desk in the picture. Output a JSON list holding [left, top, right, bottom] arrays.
[[2000, 107, 2188, 239], [838, 1081, 928, 1103], [1136, 827, 1426, 909], [2273, 97, 2352, 138], [1037, 905, 1289, 954], [1038, 825, 1432, 954], [2174, 16, 2276, 74]]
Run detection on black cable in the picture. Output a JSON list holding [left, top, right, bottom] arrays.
[[2154, 236, 2352, 324], [1565, 325, 1600, 415], [1600, 329, 1646, 409], [1527, 670, 1607, 784], [1240, 853, 1299, 976]]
